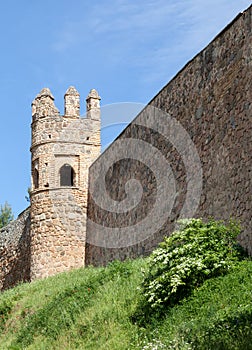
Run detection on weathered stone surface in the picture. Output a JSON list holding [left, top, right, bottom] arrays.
[[30, 86, 101, 280], [0, 208, 30, 290], [86, 5, 252, 265], [64, 86, 80, 117], [0, 87, 101, 290], [32, 88, 59, 120]]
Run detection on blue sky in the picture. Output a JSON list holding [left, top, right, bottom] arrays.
[[0, 0, 251, 217]]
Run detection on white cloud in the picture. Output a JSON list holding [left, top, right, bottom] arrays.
[[52, 0, 252, 84]]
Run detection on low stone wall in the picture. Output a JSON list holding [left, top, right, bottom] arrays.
[[86, 6, 252, 265], [0, 208, 31, 291]]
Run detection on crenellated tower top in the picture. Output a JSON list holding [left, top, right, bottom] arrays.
[[86, 89, 101, 120], [64, 86, 80, 118], [32, 86, 101, 120], [31, 88, 59, 120]]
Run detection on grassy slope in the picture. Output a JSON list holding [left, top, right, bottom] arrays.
[[0, 258, 252, 350]]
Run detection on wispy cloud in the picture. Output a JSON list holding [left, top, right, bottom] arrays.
[[51, 0, 251, 84]]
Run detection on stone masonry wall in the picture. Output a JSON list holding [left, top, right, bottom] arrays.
[[30, 87, 100, 280], [86, 6, 252, 265], [0, 208, 30, 290], [0, 87, 101, 289]]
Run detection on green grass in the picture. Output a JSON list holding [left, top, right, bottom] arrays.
[[0, 259, 252, 349]]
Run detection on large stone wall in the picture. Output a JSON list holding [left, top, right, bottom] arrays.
[[0, 208, 30, 290], [86, 6, 252, 265]]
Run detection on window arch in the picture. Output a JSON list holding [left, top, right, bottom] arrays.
[[60, 164, 75, 186]]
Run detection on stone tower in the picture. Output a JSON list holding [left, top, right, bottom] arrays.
[[30, 86, 101, 280]]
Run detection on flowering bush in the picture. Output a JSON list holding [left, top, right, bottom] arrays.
[[141, 339, 166, 350], [141, 218, 245, 312]]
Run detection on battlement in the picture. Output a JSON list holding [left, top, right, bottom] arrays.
[[32, 86, 101, 121]]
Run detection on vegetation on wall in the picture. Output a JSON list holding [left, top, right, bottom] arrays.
[[0, 201, 14, 229]]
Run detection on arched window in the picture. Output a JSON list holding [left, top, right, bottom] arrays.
[[34, 168, 39, 189], [60, 164, 75, 186]]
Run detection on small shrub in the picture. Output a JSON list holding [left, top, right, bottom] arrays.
[[140, 218, 246, 314], [107, 259, 133, 279]]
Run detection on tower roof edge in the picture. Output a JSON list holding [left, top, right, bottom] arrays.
[[86, 89, 101, 100], [65, 86, 80, 96], [35, 88, 55, 100]]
